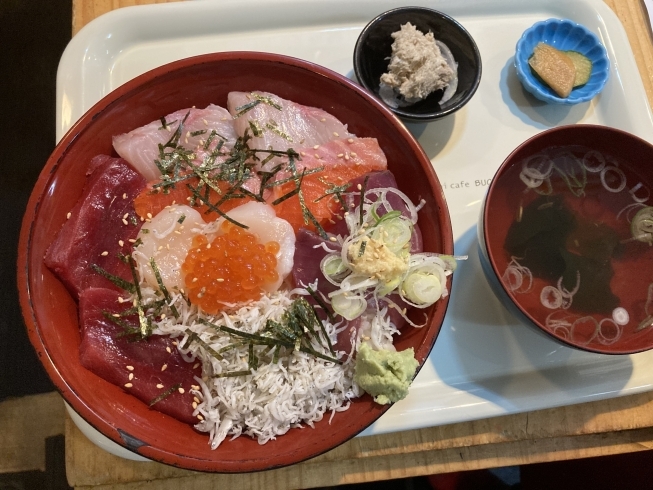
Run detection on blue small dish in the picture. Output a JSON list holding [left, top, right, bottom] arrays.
[[515, 19, 609, 105]]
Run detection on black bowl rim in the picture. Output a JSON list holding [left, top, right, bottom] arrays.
[[353, 6, 483, 122]]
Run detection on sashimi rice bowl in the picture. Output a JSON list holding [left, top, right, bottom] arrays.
[[18, 52, 454, 472]]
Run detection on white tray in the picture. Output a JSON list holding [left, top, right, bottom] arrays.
[[57, 0, 653, 460]]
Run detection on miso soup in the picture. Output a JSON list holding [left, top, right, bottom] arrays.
[[486, 144, 653, 350]]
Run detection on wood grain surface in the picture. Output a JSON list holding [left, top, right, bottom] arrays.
[[67, 0, 653, 488]]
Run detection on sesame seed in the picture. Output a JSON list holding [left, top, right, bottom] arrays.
[[192, 277, 198, 282], [126, 365, 134, 371], [128, 238, 136, 243], [333, 132, 339, 137], [118, 240, 124, 247], [197, 414, 204, 420], [161, 314, 166, 319], [122, 193, 127, 199], [66, 212, 71, 219], [313, 145, 320, 150], [147, 213, 153, 219], [112, 313, 120, 318], [357, 184, 362, 190], [124, 383, 133, 388], [351, 152, 357, 157], [203, 119, 208, 125], [217, 278, 224, 282], [315, 154, 320, 159], [193, 363, 200, 369], [118, 297, 124, 303], [345, 153, 350, 160], [166, 346, 171, 353], [320, 118, 326, 122], [140, 217, 145, 222], [329, 236, 337, 242], [122, 219, 128, 225], [337, 153, 344, 158], [123, 213, 129, 219], [161, 364, 168, 372], [191, 385, 200, 391], [178, 387, 185, 394], [156, 384, 164, 389], [206, 243, 211, 249], [101, 251, 109, 256], [157, 246, 163, 251], [128, 373, 134, 380], [355, 161, 360, 166], [192, 402, 198, 409], [300, 151, 306, 156], [344, 211, 350, 216], [348, 138, 354, 143], [194, 396, 200, 403], [166, 244, 170, 250], [173, 341, 178, 346], [174, 230, 182, 235]]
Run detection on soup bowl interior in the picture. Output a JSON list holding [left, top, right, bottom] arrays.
[[482, 125, 653, 355], [18, 52, 453, 472]]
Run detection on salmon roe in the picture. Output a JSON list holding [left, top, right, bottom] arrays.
[[181, 221, 280, 313]]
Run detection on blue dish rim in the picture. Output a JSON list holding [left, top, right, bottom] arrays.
[[514, 18, 610, 105]]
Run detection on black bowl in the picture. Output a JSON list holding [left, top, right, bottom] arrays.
[[354, 7, 482, 122]]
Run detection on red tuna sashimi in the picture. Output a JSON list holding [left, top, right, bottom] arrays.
[[44, 155, 146, 299], [79, 287, 201, 425], [268, 138, 387, 233], [113, 104, 238, 181], [227, 91, 354, 157]]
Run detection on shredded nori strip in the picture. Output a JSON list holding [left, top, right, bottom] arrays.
[[149, 383, 182, 407], [182, 328, 224, 360], [149, 258, 179, 318], [359, 175, 369, 226], [90, 264, 135, 293]]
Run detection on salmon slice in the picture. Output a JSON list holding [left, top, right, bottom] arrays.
[[133, 175, 258, 222], [268, 138, 387, 233]]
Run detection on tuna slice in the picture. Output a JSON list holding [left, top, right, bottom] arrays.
[[112, 104, 238, 181], [44, 155, 146, 299], [227, 91, 354, 156], [79, 287, 201, 425]]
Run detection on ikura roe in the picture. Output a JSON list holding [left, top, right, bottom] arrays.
[[182, 221, 280, 313]]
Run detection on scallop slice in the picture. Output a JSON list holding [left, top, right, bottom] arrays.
[[132, 205, 206, 291], [205, 201, 296, 292]]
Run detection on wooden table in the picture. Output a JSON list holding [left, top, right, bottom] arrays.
[[66, 1, 653, 488]]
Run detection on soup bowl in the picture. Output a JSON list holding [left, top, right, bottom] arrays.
[[480, 125, 653, 355], [17, 52, 454, 472]]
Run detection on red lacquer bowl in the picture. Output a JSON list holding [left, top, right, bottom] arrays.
[[17, 52, 453, 472], [480, 125, 653, 355]]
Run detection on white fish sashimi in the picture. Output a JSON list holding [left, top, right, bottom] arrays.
[[227, 91, 354, 159], [113, 104, 238, 181], [205, 202, 296, 292], [132, 205, 206, 291]]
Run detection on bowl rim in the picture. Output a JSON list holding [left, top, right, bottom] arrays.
[[482, 123, 653, 355], [353, 6, 482, 122], [17, 51, 454, 471], [514, 18, 610, 105]]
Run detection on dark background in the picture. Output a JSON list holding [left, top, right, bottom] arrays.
[[0, 0, 71, 401]]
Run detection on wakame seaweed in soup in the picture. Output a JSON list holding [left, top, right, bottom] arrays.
[[495, 145, 653, 347]]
